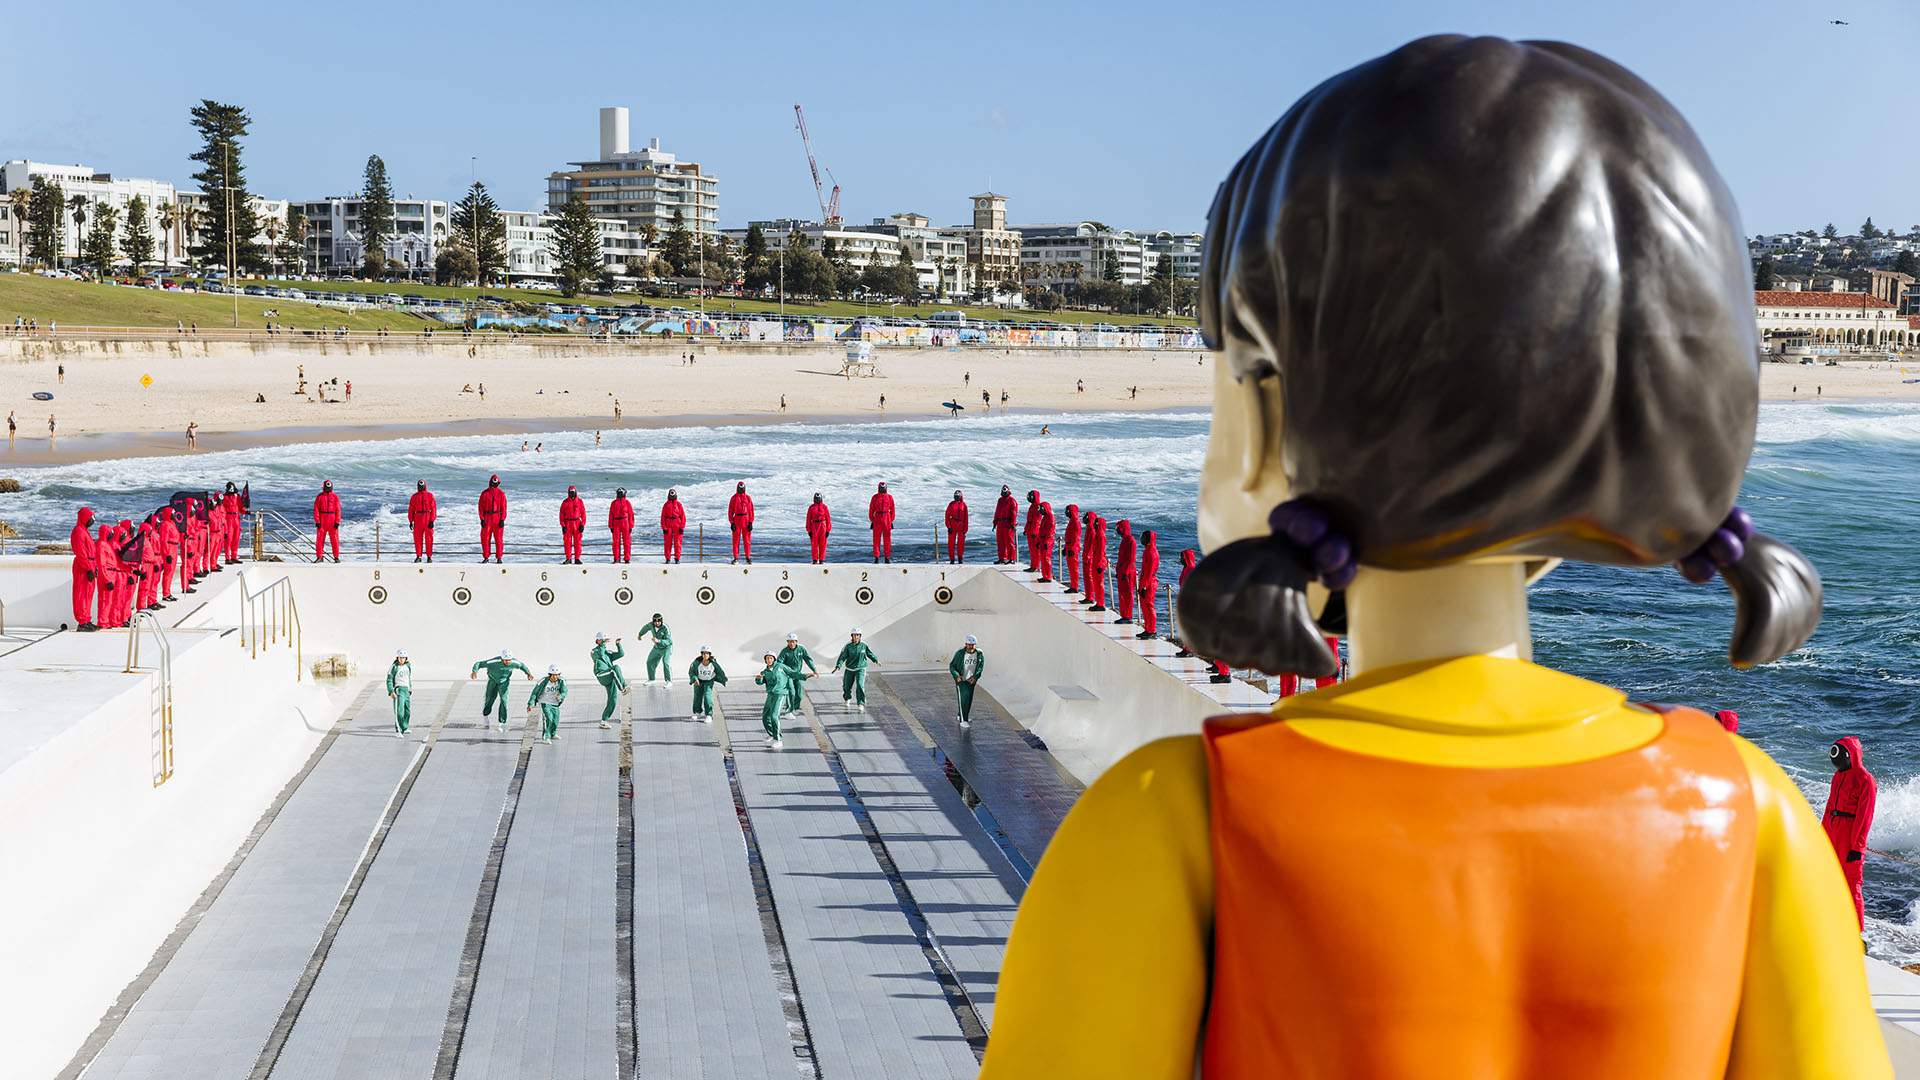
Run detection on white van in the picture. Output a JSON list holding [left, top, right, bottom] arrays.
[[928, 310, 968, 327]]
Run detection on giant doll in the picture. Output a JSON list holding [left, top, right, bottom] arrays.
[[981, 35, 1888, 1078]]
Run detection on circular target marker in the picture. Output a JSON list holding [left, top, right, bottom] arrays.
[[368, 585, 389, 605], [534, 587, 555, 606]]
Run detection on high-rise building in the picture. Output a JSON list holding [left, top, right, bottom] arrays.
[[547, 107, 719, 240], [951, 192, 1020, 292]]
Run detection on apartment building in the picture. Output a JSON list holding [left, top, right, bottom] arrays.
[[547, 107, 719, 239]]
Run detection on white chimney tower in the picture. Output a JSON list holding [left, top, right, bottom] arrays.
[[599, 106, 630, 159]]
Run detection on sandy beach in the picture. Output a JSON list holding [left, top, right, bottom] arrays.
[[0, 340, 1210, 464], [1, 338, 1915, 465]]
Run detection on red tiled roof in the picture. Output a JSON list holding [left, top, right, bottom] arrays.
[[1755, 290, 1894, 309], [1910, 316, 1920, 330]]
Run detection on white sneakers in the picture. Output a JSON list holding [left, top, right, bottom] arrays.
[[393, 729, 404, 739], [959, 715, 970, 728], [764, 735, 784, 748], [599, 721, 611, 730]]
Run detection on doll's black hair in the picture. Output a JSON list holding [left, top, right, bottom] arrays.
[[1182, 35, 1820, 676]]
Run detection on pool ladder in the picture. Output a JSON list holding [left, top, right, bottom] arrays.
[[126, 611, 174, 787]]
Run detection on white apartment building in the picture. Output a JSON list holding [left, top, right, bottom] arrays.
[[1144, 231, 1203, 281], [1017, 222, 1151, 286], [852, 213, 968, 295], [1754, 286, 1920, 350], [502, 210, 649, 283], [547, 107, 719, 239], [294, 195, 449, 277], [723, 219, 940, 293], [175, 191, 289, 269], [1, 159, 187, 268]]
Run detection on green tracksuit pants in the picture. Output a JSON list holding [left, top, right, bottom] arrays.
[[482, 680, 512, 724], [956, 682, 976, 723], [693, 681, 718, 717], [761, 692, 786, 739], [842, 669, 867, 705], [599, 675, 622, 723], [538, 703, 561, 739], [392, 687, 411, 733], [647, 644, 672, 681]]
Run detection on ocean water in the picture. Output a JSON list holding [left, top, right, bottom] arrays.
[[4, 402, 1919, 958]]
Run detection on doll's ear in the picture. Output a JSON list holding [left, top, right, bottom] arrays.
[[1176, 536, 1338, 678]]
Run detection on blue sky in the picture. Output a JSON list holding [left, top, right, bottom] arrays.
[[8, 0, 1916, 234]]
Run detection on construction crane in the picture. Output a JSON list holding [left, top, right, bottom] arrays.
[[793, 104, 842, 227]]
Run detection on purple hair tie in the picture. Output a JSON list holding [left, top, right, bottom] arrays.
[[1268, 499, 1360, 589], [1676, 505, 1755, 584]]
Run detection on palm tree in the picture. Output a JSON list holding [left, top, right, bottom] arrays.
[[178, 203, 201, 269], [262, 217, 282, 277], [8, 189, 30, 269], [155, 200, 177, 268], [68, 195, 88, 269]]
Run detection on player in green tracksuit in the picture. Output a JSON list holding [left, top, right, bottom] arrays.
[[592, 632, 627, 729], [832, 628, 880, 710], [470, 648, 533, 729], [638, 613, 673, 683], [777, 633, 818, 717], [688, 646, 727, 723], [387, 648, 413, 737], [755, 652, 805, 745], [950, 635, 985, 728], [527, 665, 567, 742]]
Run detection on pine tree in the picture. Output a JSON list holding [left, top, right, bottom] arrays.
[[452, 181, 508, 284], [359, 155, 394, 278], [661, 209, 694, 277], [121, 195, 155, 270], [744, 223, 767, 264], [1754, 254, 1777, 290], [25, 177, 64, 268], [188, 100, 262, 270], [549, 195, 602, 297], [1894, 249, 1920, 279], [1860, 217, 1881, 241], [82, 205, 119, 272]]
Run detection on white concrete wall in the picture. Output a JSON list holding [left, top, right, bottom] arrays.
[[0, 595, 336, 1080], [0, 556, 78, 629]]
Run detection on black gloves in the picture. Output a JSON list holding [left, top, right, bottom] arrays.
[[1849, 851, 1863, 863]]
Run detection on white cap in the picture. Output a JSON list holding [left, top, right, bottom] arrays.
[[595, 631, 608, 641], [786, 632, 798, 641], [500, 648, 514, 660], [548, 664, 562, 674], [850, 627, 863, 636], [395, 648, 407, 659], [699, 644, 712, 653], [964, 634, 978, 645]]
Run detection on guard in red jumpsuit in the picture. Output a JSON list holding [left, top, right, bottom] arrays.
[[200, 496, 221, 572], [177, 500, 200, 591], [1062, 504, 1082, 593], [868, 482, 896, 563], [806, 493, 832, 564], [95, 523, 123, 628], [313, 480, 342, 563], [659, 489, 686, 563], [1098, 511, 1113, 611], [221, 482, 244, 563], [1135, 530, 1161, 637], [559, 485, 587, 564], [137, 516, 160, 610], [944, 490, 969, 564], [608, 487, 635, 563], [1822, 736, 1877, 930], [1023, 490, 1044, 570], [1176, 548, 1231, 682], [1114, 519, 1138, 624], [155, 506, 179, 601], [70, 507, 98, 630], [478, 475, 507, 563], [409, 481, 437, 562], [1080, 510, 1097, 605], [992, 486, 1019, 564], [728, 482, 754, 564], [1035, 502, 1056, 582]]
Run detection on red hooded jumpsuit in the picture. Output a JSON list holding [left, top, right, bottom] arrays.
[[70, 508, 97, 626], [945, 497, 968, 563], [1137, 531, 1160, 634], [1062, 505, 1082, 592], [868, 487, 896, 560], [559, 488, 587, 562], [1822, 735, 1877, 929], [1035, 502, 1056, 582], [95, 524, 121, 628], [478, 477, 507, 561], [992, 491, 1019, 564], [608, 493, 635, 563], [1023, 492, 1043, 569], [137, 519, 160, 609], [1088, 516, 1110, 611], [313, 485, 342, 561], [659, 495, 685, 562], [728, 487, 755, 561], [1114, 520, 1138, 622], [222, 492, 243, 562], [156, 509, 179, 600], [409, 485, 438, 559], [1178, 549, 1230, 679], [806, 498, 832, 563]]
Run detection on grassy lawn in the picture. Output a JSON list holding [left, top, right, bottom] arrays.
[[240, 276, 1194, 327], [0, 273, 439, 332]]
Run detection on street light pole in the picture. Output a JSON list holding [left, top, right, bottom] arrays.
[[224, 141, 238, 328]]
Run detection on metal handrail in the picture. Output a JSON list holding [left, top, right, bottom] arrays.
[[238, 573, 303, 681], [253, 509, 316, 564], [126, 610, 175, 787]]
